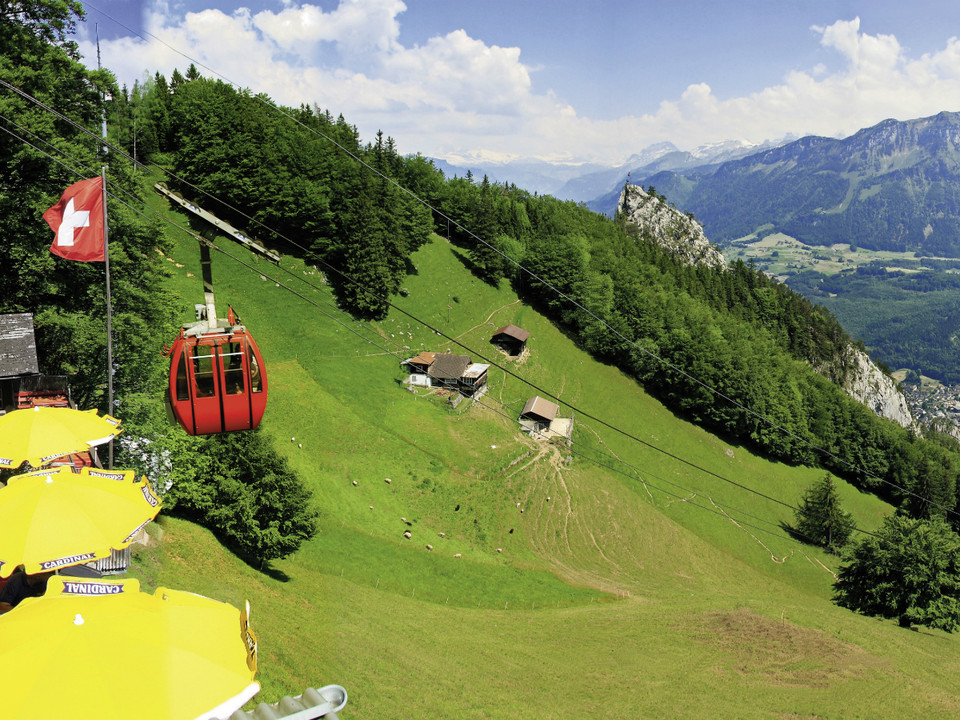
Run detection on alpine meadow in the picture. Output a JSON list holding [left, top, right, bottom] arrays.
[[6, 3, 960, 719]]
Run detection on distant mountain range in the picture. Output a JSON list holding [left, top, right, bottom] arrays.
[[428, 138, 787, 202], [603, 111, 960, 257]]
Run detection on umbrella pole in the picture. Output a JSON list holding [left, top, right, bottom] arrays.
[[102, 166, 114, 470]]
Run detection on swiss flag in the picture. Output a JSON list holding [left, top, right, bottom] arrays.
[[43, 177, 105, 262]]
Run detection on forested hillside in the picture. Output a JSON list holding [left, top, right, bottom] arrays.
[[93, 70, 960, 526]]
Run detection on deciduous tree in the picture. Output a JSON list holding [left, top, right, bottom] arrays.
[[834, 515, 960, 631]]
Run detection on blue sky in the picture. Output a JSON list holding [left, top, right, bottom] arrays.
[[75, 0, 960, 165]]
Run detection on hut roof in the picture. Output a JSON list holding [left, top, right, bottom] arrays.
[[0, 313, 39, 377], [493, 324, 530, 343], [404, 351, 436, 367], [520, 395, 559, 423], [428, 353, 471, 380], [462, 363, 490, 380]]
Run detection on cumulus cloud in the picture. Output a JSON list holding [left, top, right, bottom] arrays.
[[77, 5, 960, 165]]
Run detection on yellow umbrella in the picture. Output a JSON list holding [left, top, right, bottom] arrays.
[[0, 406, 121, 469], [0, 577, 259, 719], [0, 466, 161, 578]]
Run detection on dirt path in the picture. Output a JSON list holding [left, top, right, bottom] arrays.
[[454, 299, 520, 341], [706, 495, 791, 564], [579, 423, 656, 502]]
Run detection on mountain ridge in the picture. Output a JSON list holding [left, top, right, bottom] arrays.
[[626, 111, 960, 256]]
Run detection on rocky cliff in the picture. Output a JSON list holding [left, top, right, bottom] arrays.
[[617, 184, 726, 270], [836, 345, 914, 429], [618, 182, 915, 429]]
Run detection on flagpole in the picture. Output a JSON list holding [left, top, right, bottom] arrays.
[[101, 166, 114, 469]]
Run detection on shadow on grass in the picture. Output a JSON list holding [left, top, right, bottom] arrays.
[[259, 563, 291, 582]]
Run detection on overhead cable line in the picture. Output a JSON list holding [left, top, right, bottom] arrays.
[[9, 16, 951, 520], [468, 388, 875, 544], [69, 9, 939, 516], [0, 105, 873, 554], [3, 66, 946, 523]]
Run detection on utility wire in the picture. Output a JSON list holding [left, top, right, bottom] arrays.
[[53, 14, 942, 515], [2, 25, 946, 523], [2, 69, 945, 523], [0, 102, 873, 557]]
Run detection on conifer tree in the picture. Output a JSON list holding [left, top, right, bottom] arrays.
[[793, 474, 855, 552], [469, 174, 504, 284]]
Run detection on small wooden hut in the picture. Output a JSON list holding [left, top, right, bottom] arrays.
[[491, 324, 530, 356], [520, 396, 559, 430]]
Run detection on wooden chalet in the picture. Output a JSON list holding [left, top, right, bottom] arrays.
[[402, 351, 489, 395], [491, 324, 530, 356], [427, 353, 472, 389]]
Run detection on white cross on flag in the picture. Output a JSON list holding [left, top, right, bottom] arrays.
[[43, 177, 105, 262]]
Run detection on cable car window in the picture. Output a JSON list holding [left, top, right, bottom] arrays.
[[176, 348, 190, 401], [223, 342, 245, 395], [191, 346, 216, 397], [248, 345, 263, 393]]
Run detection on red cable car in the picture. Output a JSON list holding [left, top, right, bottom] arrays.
[[166, 305, 268, 436]]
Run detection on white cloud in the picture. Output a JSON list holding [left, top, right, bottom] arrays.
[[77, 7, 960, 165], [253, 0, 404, 56]]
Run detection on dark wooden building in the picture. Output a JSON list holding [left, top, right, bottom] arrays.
[[0, 313, 71, 412], [491, 324, 530, 356]]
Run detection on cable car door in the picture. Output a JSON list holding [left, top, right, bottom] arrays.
[[219, 339, 253, 432], [189, 341, 224, 435]]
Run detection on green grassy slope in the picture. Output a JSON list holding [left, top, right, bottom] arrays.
[[131, 178, 960, 718]]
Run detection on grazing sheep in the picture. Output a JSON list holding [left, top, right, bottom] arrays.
[[438, 532, 445, 538], [496, 548, 502, 553], [385, 478, 392, 484], [454, 553, 462, 558], [426, 544, 433, 551], [403, 531, 412, 539], [352, 480, 358, 486]]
